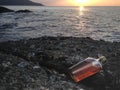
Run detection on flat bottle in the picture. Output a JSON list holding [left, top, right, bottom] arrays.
[[68, 56, 106, 82]]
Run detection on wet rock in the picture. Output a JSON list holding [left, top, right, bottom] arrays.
[[15, 10, 32, 13], [0, 6, 14, 13]]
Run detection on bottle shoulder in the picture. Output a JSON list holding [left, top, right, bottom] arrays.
[[85, 58, 97, 62], [85, 58, 103, 68]]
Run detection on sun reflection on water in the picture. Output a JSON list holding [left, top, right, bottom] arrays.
[[75, 6, 86, 32], [79, 6, 84, 16], [80, 6, 84, 11]]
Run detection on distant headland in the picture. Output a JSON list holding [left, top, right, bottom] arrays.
[[0, 0, 44, 6]]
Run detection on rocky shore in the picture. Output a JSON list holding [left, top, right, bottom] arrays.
[[0, 37, 120, 90]]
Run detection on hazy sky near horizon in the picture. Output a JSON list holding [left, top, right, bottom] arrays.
[[31, 0, 120, 6]]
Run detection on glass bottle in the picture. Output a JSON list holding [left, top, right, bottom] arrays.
[[68, 56, 106, 82]]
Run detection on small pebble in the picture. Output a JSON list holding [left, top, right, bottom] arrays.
[[33, 65, 40, 69]]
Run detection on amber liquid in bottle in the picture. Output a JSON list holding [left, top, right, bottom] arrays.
[[68, 57, 105, 82]]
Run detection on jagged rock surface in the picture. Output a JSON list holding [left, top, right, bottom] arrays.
[[0, 37, 120, 90]]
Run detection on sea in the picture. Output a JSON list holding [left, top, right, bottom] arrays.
[[0, 6, 120, 42]]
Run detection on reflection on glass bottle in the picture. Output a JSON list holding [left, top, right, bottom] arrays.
[[68, 56, 106, 82]]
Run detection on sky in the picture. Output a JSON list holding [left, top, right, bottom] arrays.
[[31, 0, 120, 6]]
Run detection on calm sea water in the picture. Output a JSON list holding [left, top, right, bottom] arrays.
[[0, 6, 120, 42]]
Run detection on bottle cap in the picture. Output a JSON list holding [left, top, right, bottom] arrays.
[[98, 56, 107, 64]]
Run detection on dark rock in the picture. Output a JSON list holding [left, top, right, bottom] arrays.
[[0, 37, 120, 90], [0, 53, 48, 90], [0, 6, 14, 13], [0, 53, 88, 90], [15, 9, 32, 13], [17, 61, 30, 68]]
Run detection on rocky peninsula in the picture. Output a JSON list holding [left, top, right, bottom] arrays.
[[0, 37, 120, 90], [0, 0, 44, 6], [0, 6, 14, 13], [0, 6, 33, 13]]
